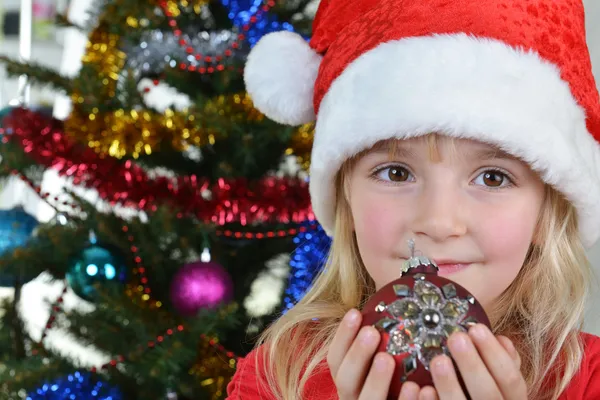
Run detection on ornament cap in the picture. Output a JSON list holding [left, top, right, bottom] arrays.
[[401, 239, 438, 276]]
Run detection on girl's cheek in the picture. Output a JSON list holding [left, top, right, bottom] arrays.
[[352, 195, 408, 280], [478, 210, 537, 259]]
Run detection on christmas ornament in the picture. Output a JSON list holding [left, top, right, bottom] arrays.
[[27, 371, 123, 400], [170, 261, 234, 316], [284, 221, 330, 311], [0, 207, 40, 287], [361, 239, 491, 397], [66, 243, 127, 302], [5, 108, 313, 225]]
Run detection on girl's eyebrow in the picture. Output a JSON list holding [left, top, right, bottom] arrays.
[[369, 142, 416, 158], [473, 147, 519, 162], [369, 141, 518, 162]]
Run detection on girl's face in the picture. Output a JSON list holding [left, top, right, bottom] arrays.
[[347, 136, 545, 311]]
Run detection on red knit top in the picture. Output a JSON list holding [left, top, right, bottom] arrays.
[[226, 332, 600, 399]]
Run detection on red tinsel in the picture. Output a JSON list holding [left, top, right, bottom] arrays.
[[2, 108, 314, 225]]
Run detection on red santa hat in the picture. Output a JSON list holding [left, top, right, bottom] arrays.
[[244, 0, 600, 247]]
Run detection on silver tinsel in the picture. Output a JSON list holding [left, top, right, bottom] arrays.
[[123, 29, 245, 79]]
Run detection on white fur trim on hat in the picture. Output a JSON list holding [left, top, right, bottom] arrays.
[[310, 33, 600, 248], [244, 31, 322, 126]]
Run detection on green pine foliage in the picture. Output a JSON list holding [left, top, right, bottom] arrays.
[[0, 0, 315, 398]]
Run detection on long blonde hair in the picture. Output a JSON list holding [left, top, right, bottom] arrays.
[[255, 135, 592, 400]]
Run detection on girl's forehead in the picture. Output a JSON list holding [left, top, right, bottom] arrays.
[[367, 136, 518, 162]]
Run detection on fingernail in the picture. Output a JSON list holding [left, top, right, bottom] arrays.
[[344, 310, 360, 327], [399, 382, 420, 399], [359, 327, 378, 345], [432, 356, 451, 376], [421, 386, 438, 400], [469, 324, 489, 341], [375, 353, 392, 371], [449, 333, 469, 352]]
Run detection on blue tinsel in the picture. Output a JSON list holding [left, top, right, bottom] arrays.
[[27, 371, 122, 400], [222, 0, 297, 47], [284, 222, 331, 311]]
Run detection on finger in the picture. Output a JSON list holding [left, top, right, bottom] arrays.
[[327, 309, 362, 378], [398, 382, 420, 400], [418, 386, 439, 400], [446, 332, 503, 399], [496, 335, 521, 369], [335, 326, 381, 397], [469, 325, 527, 400], [430, 355, 467, 400], [358, 353, 395, 400]]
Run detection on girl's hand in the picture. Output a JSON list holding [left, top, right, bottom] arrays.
[[327, 309, 397, 400], [397, 324, 526, 400]]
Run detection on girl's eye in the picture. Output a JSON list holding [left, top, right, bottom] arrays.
[[473, 169, 512, 188], [375, 165, 414, 182]]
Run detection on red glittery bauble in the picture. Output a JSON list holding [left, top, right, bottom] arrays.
[[361, 260, 490, 398]]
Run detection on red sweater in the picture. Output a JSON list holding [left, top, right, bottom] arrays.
[[227, 332, 600, 399]]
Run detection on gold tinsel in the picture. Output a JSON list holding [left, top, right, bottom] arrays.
[[286, 122, 315, 170], [67, 3, 315, 163], [67, 8, 262, 159], [165, 0, 207, 16], [189, 334, 238, 400]]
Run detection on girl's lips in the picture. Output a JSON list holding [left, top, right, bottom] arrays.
[[436, 263, 472, 275]]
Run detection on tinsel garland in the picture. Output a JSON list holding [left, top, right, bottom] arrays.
[[66, 0, 280, 159], [287, 123, 314, 171], [3, 108, 313, 225], [68, 24, 263, 159]]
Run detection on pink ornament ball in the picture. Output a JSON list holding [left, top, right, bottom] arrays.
[[169, 261, 234, 316]]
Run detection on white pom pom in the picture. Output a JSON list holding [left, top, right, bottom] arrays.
[[244, 31, 322, 126]]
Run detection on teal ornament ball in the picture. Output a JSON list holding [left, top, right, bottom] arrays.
[[0, 207, 40, 287], [66, 245, 127, 301]]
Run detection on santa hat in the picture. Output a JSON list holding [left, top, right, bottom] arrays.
[[244, 0, 600, 248]]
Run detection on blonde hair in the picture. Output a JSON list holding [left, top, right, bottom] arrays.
[[255, 134, 592, 400]]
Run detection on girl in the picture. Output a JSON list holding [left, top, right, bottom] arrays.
[[229, 0, 600, 398]]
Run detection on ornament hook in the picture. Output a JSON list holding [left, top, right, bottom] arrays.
[[401, 238, 438, 275], [408, 238, 415, 258]]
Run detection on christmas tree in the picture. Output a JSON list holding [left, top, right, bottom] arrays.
[[0, 0, 329, 398]]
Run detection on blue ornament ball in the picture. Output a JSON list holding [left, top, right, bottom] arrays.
[[66, 244, 127, 302], [0, 207, 40, 287], [27, 371, 122, 400], [284, 221, 331, 311]]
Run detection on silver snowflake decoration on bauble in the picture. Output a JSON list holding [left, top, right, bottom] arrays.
[[374, 275, 479, 381]]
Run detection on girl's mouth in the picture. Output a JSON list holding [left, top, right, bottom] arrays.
[[435, 262, 472, 275]]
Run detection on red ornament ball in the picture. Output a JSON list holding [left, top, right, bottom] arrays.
[[361, 257, 490, 398]]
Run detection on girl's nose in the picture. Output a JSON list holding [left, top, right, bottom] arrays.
[[411, 185, 467, 242]]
